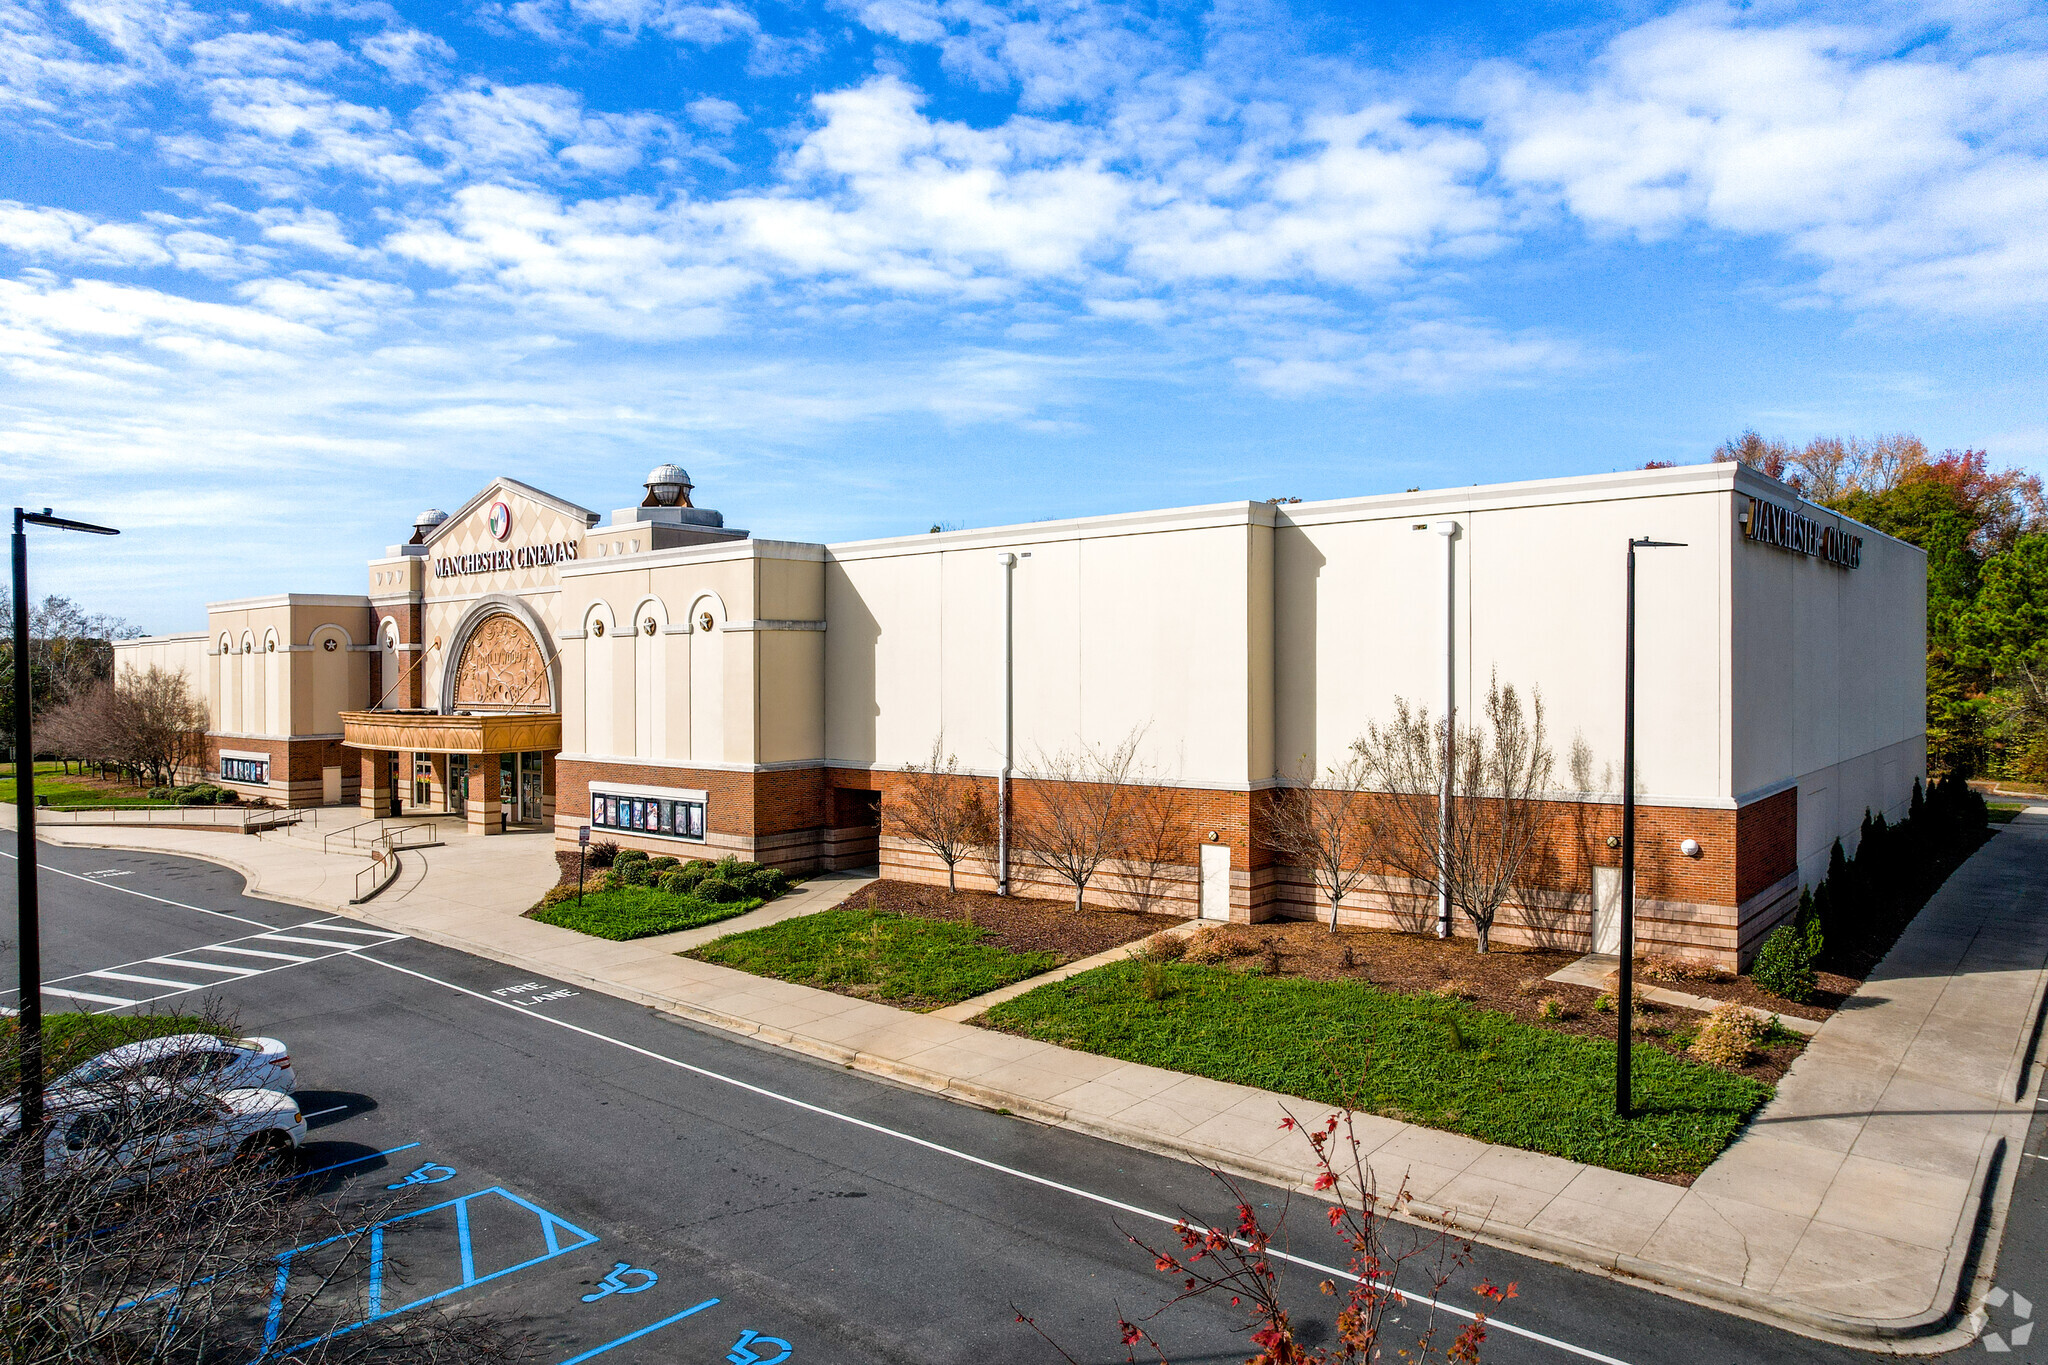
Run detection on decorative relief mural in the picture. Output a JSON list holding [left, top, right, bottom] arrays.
[[453, 615, 549, 709]]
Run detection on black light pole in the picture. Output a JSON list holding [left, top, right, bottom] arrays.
[[1619, 534, 1683, 1120], [12, 507, 120, 1183]]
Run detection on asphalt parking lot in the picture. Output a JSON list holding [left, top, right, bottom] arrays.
[[7, 833, 2038, 1363]]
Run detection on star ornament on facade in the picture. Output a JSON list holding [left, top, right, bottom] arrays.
[[1983, 1285, 2033, 1352]]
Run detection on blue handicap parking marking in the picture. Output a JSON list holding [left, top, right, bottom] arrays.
[[263, 1186, 601, 1355], [386, 1160, 458, 1189], [726, 1328, 793, 1365], [579, 1262, 658, 1302]]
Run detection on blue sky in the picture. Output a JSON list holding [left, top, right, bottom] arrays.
[[2, 0, 2045, 630]]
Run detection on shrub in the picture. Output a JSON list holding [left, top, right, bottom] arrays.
[[697, 878, 746, 904], [1514, 977, 1544, 997], [1688, 1004, 1771, 1067], [616, 859, 652, 887], [1592, 993, 1614, 1013], [732, 866, 788, 899], [649, 856, 680, 873], [657, 870, 691, 897], [1182, 927, 1230, 964], [615, 847, 649, 868], [1143, 934, 1188, 962], [1751, 922, 1816, 1003], [1139, 960, 1173, 1000], [587, 840, 619, 868], [1431, 980, 1474, 1001], [1537, 996, 1565, 1020], [1639, 954, 1735, 985], [672, 859, 710, 890]]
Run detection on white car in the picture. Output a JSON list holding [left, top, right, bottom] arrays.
[[0, 1080, 306, 1196], [53, 1034, 295, 1096]]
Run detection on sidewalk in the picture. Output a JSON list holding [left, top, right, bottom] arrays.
[[14, 807, 2047, 1349]]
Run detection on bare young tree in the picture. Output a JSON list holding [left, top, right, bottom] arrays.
[[887, 736, 996, 892], [1015, 731, 1146, 913], [1356, 674, 1556, 953], [113, 664, 209, 788], [1107, 782, 1193, 915], [1264, 752, 1376, 933]]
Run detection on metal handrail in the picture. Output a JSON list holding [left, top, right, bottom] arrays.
[[352, 846, 401, 903], [37, 805, 266, 827], [322, 819, 386, 854]]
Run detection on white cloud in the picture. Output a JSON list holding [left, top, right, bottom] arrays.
[[1475, 5, 2048, 316], [0, 202, 172, 268], [357, 26, 454, 84], [415, 81, 679, 178], [686, 95, 743, 132]]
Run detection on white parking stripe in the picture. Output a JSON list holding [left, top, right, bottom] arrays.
[[88, 970, 208, 990], [296, 922, 402, 939], [42, 985, 139, 1007], [5, 921, 409, 1014], [250, 933, 379, 951], [357, 952, 1635, 1365], [149, 956, 264, 976], [191, 945, 312, 963]]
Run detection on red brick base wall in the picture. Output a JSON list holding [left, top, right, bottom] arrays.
[[205, 735, 356, 808]]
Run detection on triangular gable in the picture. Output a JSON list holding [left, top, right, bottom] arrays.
[[423, 478, 598, 548]]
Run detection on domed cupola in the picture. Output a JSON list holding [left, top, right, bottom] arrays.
[[408, 508, 449, 545], [642, 465, 694, 508]]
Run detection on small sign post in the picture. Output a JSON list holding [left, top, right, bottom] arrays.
[[577, 824, 591, 905]]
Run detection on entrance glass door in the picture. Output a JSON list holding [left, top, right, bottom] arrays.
[[448, 755, 469, 818], [519, 752, 544, 825], [499, 755, 516, 830]]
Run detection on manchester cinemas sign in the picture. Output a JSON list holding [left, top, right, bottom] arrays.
[[1741, 496, 1861, 569], [434, 540, 580, 579]]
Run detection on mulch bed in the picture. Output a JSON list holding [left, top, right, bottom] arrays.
[[1635, 964, 1855, 1021], [1178, 921, 1807, 1087], [833, 880, 1180, 964]]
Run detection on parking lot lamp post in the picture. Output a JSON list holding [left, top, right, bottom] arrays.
[[13, 507, 120, 1184], [1619, 534, 1682, 1120]]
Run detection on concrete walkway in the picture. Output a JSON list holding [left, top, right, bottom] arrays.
[[13, 807, 2046, 1349]]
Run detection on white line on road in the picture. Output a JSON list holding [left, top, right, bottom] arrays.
[[0, 846, 273, 927], [356, 952, 1634, 1365], [3, 923, 409, 1014], [41, 985, 138, 1007], [300, 1105, 350, 1121], [250, 932, 391, 951], [149, 956, 265, 976], [87, 969, 207, 990], [190, 945, 313, 963]]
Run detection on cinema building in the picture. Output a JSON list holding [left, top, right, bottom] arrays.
[[116, 461, 1924, 969]]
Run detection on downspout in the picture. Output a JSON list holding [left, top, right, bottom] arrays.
[[997, 552, 1016, 896], [1434, 520, 1458, 939]]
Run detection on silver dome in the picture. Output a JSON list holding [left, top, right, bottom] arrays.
[[644, 464, 693, 507], [413, 508, 449, 529]]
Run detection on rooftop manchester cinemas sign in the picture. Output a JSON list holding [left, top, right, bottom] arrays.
[[1740, 496, 1861, 569], [435, 540, 580, 579]]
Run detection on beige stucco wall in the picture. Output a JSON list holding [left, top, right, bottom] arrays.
[[1275, 466, 1735, 805], [1729, 466, 1927, 882], [556, 540, 825, 769], [824, 505, 1276, 786], [197, 596, 371, 740], [112, 633, 207, 693]]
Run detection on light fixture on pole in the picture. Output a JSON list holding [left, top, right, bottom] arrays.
[[13, 507, 121, 1185], [1618, 533, 1682, 1120]]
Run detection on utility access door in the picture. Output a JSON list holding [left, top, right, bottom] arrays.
[[1198, 844, 1232, 920], [1591, 866, 1623, 956]]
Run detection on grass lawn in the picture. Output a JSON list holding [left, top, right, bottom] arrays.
[[2, 1012, 230, 1089], [982, 960, 1774, 1178], [531, 884, 763, 940], [0, 764, 162, 807], [689, 908, 1061, 1011], [1988, 804, 2026, 824]]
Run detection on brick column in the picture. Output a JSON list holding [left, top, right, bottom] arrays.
[[467, 756, 502, 837]]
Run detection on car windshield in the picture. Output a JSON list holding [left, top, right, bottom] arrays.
[[60, 1059, 124, 1085]]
